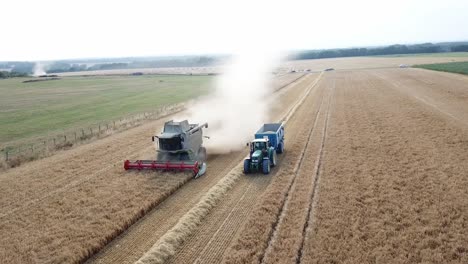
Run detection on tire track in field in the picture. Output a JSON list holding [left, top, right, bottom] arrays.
[[296, 75, 334, 264], [192, 175, 271, 264], [260, 73, 334, 264]]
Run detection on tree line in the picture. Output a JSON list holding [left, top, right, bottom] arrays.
[[0, 56, 218, 75], [0, 71, 28, 79], [292, 42, 468, 60]]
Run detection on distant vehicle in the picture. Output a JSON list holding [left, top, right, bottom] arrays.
[[324, 68, 335, 71], [399, 64, 409, 68], [305, 69, 311, 72]]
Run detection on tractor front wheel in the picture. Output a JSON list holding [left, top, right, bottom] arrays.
[[243, 159, 251, 174]]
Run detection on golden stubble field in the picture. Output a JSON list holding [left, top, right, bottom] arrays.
[[1, 55, 468, 264], [223, 68, 468, 264]]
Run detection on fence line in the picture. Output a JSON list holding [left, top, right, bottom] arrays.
[[1, 103, 185, 166]]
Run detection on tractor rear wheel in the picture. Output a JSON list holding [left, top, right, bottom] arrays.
[[262, 159, 270, 174], [271, 151, 277, 167], [277, 142, 284, 154]]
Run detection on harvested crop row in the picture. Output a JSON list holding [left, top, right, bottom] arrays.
[[261, 75, 334, 264], [300, 70, 468, 263], [222, 74, 329, 264]]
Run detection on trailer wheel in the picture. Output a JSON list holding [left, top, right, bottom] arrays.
[[262, 159, 270, 174], [277, 142, 284, 154], [243, 159, 251, 174], [271, 152, 277, 167]]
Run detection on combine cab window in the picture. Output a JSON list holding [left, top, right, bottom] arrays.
[[159, 137, 182, 151]]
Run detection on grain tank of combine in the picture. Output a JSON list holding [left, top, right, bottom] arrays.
[[124, 120, 208, 178], [155, 120, 208, 163]]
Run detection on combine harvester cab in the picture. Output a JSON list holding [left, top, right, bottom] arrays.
[[124, 120, 208, 178], [244, 123, 285, 175]]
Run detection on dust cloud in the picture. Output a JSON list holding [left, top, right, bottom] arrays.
[[184, 51, 283, 154], [33, 62, 47, 76]]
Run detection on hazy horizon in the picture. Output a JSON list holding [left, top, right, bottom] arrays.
[[2, 0, 468, 61]]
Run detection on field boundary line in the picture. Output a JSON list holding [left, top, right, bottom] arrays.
[[134, 73, 324, 264]]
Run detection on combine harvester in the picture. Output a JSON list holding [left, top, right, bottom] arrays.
[[124, 120, 209, 178], [244, 123, 285, 174]]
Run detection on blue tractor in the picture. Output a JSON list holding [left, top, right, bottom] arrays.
[[244, 123, 285, 175]]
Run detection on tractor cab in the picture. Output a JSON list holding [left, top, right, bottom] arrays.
[[250, 139, 269, 153]]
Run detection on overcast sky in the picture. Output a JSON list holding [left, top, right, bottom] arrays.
[[1, 0, 468, 61]]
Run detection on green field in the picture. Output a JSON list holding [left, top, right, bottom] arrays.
[[375, 52, 468, 58], [0, 75, 214, 145], [413, 61, 468, 75]]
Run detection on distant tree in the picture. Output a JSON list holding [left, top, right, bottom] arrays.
[[0, 71, 29, 78], [11, 62, 34, 74], [451, 45, 468, 52]]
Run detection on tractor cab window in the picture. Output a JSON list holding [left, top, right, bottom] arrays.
[[253, 141, 266, 151]]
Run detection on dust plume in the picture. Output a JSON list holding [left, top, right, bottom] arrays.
[[33, 62, 47, 76], [185, 51, 283, 154]]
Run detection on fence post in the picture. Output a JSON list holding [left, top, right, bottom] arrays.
[[64, 135, 67, 143], [90, 128, 93, 135], [5, 150, 8, 161], [53, 138, 56, 146], [74, 132, 77, 142], [31, 145, 34, 153], [113, 121, 116, 129], [82, 129, 85, 137], [106, 124, 109, 131], [99, 125, 101, 134]]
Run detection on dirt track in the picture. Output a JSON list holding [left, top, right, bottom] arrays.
[[2, 60, 468, 264]]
